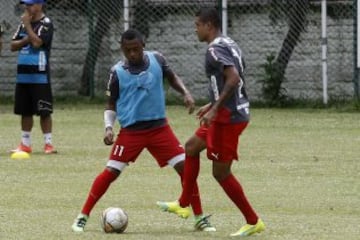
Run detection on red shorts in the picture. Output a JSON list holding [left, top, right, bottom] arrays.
[[109, 124, 184, 167], [195, 121, 248, 162]]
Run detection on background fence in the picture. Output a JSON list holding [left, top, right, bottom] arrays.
[[0, 0, 357, 103]]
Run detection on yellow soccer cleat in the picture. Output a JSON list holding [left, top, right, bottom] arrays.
[[156, 200, 190, 219], [230, 218, 265, 237]]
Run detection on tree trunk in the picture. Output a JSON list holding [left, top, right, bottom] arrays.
[[78, 1, 112, 96], [274, 0, 310, 96]]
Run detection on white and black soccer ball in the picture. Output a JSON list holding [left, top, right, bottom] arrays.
[[100, 207, 128, 233]]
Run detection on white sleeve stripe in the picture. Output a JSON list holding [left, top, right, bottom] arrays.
[[37, 25, 43, 36]]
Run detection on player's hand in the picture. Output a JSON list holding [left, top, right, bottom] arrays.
[[184, 92, 195, 114], [199, 107, 216, 127], [196, 103, 212, 119], [103, 127, 114, 145], [21, 9, 32, 26]]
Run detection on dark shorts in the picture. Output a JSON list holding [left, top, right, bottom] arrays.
[[109, 124, 185, 168], [14, 83, 53, 116], [195, 121, 249, 162]]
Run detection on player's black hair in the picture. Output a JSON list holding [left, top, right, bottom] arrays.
[[195, 7, 221, 29], [120, 29, 145, 47]]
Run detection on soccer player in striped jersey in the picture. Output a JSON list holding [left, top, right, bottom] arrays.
[[10, 0, 56, 154]]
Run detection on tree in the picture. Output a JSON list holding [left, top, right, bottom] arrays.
[[79, 0, 122, 96], [263, 0, 310, 104]]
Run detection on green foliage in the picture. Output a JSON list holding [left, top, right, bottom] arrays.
[[259, 53, 287, 107]]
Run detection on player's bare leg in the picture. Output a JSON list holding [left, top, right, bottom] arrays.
[[40, 115, 57, 154], [11, 115, 33, 153]]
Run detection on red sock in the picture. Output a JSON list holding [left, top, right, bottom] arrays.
[[81, 169, 118, 216], [219, 174, 258, 224], [177, 169, 202, 216], [178, 155, 200, 208]]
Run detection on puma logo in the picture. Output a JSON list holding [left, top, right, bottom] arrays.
[[211, 152, 219, 160]]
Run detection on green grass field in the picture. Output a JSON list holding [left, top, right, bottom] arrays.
[[0, 104, 359, 240]]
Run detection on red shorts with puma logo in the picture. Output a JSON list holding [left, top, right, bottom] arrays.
[[195, 121, 248, 162]]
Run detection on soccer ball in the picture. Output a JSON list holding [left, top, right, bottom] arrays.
[[100, 207, 128, 233]]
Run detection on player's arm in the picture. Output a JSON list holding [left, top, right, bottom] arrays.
[[166, 70, 195, 114], [21, 9, 43, 48], [10, 24, 30, 51], [155, 52, 195, 114], [201, 45, 241, 126], [196, 102, 212, 119], [103, 69, 119, 145], [201, 66, 240, 126], [213, 66, 240, 109], [11, 36, 30, 51]]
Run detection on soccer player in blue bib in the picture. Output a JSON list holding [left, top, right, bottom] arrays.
[[157, 8, 266, 237], [72, 29, 215, 233], [10, 0, 56, 154]]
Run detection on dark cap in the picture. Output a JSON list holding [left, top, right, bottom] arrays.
[[20, 0, 46, 4]]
